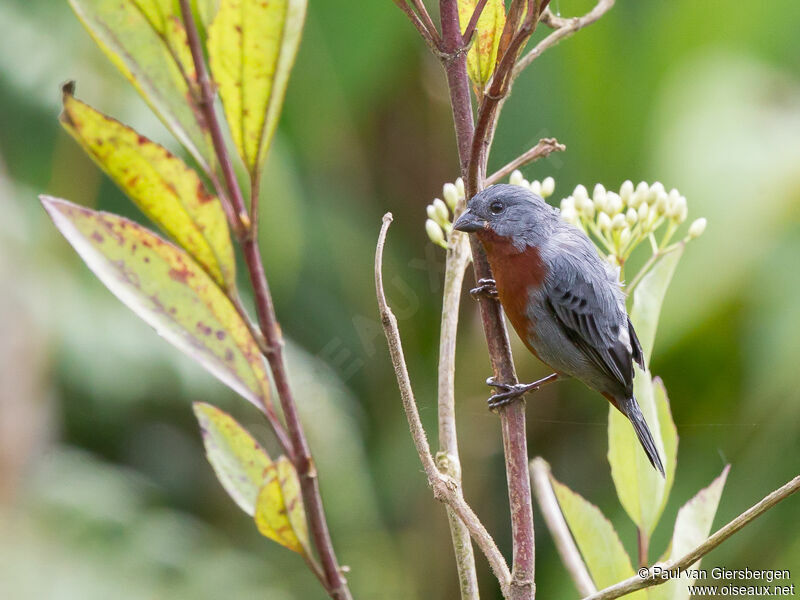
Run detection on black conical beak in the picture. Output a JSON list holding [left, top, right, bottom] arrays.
[[453, 209, 486, 233]]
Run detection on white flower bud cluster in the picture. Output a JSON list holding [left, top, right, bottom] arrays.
[[425, 177, 466, 248], [557, 179, 706, 265], [509, 170, 555, 198]]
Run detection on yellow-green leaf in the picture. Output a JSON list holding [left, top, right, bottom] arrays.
[[208, 0, 307, 174], [275, 455, 311, 554], [69, 0, 213, 171], [40, 196, 271, 412], [629, 245, 684, 366], [195, 0, 220, 25], [654, 377, 678, 523], [193, 402, 272, 516], [647, 466, 729, 600], [458, 0, 506, 89], [550, 473, 645, 597], [254, 461, 305, 555], [608, 367, 667, 536], [60, 84, 235, 289]]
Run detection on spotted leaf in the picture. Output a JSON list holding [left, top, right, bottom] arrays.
[[458, 0, 506, 89], [193, 402, 272, 516], [40, 196, 271, 412], [61, 84, 235, 289], [207, 0, 307, 174], [69, 0, 213, 171]]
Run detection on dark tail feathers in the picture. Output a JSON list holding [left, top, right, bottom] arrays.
[[620, 396, 665, 477]]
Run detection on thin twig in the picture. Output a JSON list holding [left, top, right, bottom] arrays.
[[410, 0, 440, 42], [514, 0, 615, 76], [583, 474, 800, 600], [439, 0, 475, 172], [530, 458, 597, 597], [179, 0, 288, 451], [437, 228, 479, 600], [376, 213, 512, 593], [486, 138, 566, 185], [179, 4, 352, 599], [392, 0, 441, 54], [462, 0, 491, 44]]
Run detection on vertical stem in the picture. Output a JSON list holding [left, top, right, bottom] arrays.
[[637, 529, 649, 569], [437, 231, 480, 600], [440, 1, 537, 598], [179, 3, 352, 599]]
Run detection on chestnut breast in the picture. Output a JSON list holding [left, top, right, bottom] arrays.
[[477, 229, 548, 356]]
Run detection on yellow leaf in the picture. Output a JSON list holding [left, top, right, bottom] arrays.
[[276, 455, 311, 554], [208, 0, 307, 174], [40, 196, 272, 413], [193, 402, 273, 516], [458, 0, 506, 88], [60, 85, 236, 290], [69, 0, 213, 171], [254, 461, 305, 555]]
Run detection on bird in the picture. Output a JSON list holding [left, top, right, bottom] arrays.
[[453, 184, 665, 476]]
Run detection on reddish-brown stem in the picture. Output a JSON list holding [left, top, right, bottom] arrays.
[[440, 1, 541, 598], [462, 0, 490, 44], [179, 3, 352, 599], [439, 0, 475, 172]]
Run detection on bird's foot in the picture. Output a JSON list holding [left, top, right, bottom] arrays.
[[486, 373, 559, 409], [470, 278, 498, 300]]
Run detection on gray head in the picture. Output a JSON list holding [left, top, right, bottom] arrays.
[[452, 184, 559, 248]]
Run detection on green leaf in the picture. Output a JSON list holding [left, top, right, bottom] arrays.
[[208, 0, 307, 175], [608, 367, 667, 536], [254, 459, 306, 555], [629, 245, 684, 366], [550, 473, 645, 597], [40, 197, 272, 412], [193, 402, 272, 516], [195, 0, 220, 25], [275, 455, 311, 554], [458, 0, 506, 89], [654, 377, 679, 522], [69, 0, 214, 171], [60, 84, 235, 290], [647, 466, 729, 600]]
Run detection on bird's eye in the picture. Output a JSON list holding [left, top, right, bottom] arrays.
[[489, 201, 504, 214]]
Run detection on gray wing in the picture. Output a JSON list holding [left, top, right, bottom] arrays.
[[542, 243, 635, 396]]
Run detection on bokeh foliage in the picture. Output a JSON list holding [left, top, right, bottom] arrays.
[[1, 0, 798, 598]]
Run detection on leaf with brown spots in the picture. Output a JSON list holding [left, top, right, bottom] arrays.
[[275, 455, 311, 554], [207, 0, 307, 175], [458, 0, 506, 89], [40, 196, 272, 414], [61, 84, 235, 289], [69, 0, 214, 171], [193, 402, 273, 516], [254, 457, 306, 555]]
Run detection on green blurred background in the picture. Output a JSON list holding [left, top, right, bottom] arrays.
[[1, 1, 798, 598]]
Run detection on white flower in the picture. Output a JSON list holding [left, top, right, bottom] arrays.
[[561, 206, 578, 224], [626, 207, 638, 225], [619, 227, 632, 247], [593, 183, 607, 204], [432, 198, 450, 225], [579, 195, 595, 217], [426, 219, 445, 246], [541, 176, 555, 198], [442, 183, 459, 210], [573, 184, 589, 204], [607, 192, 623, 215], [509, 170, 524, 186], [611, 213, 627, 230], [688, 217, 707, 238], [598, 211, 612, 230], [650, 181, 665, 199], [620, 180, 634, 201], [455, 177, 465, 198], [638, 202, 649, 222], [530, 180, 542, 195], [560, 197, 576, 212]]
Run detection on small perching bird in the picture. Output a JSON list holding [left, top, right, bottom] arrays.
[[453, 184, 665, 476]]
